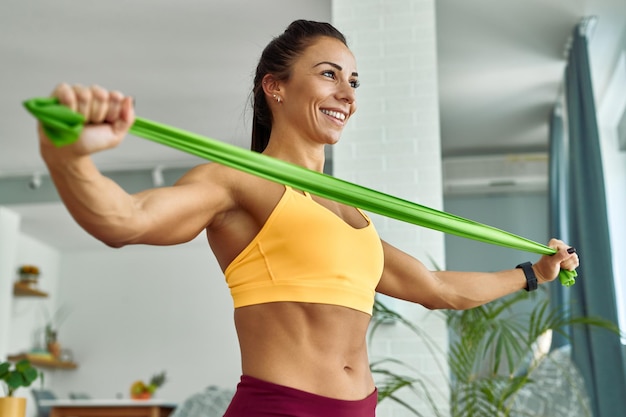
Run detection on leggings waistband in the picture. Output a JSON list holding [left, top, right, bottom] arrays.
[[223, 375, 377, 417]]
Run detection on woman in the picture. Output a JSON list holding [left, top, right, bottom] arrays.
[[38, 20, 578, 417]]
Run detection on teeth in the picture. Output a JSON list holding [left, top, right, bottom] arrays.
[[321, 109, 346, 121]]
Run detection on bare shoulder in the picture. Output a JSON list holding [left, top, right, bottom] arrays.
[[174, 162, 284, 225], [176, 162, 273, 197], [176, 162, 239, 185]]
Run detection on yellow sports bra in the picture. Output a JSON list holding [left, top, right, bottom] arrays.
[[224, 186, 384, 315]]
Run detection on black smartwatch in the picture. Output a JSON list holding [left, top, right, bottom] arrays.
[[516, 262, 538, 292]]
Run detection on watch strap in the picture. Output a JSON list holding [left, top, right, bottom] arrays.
[[516, 261, 538, 292]]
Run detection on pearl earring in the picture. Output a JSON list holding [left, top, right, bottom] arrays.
[[273, 94, 281, 103]]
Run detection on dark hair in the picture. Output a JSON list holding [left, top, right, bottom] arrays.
[[251, 20, 347, 152]]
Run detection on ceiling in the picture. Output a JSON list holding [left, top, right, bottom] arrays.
[[1, 0, 624, 249]]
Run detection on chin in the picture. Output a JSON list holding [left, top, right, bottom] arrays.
[[325, 132, 343, 145]]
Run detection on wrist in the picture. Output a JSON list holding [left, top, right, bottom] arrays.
[[41, 141, 94, 171], [516, 262, 538, 292], [532, 264, 547, 285]]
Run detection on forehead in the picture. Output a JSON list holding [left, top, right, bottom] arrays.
[[297, 36, 357, 71]]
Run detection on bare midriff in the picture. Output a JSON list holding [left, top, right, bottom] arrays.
[[234, 301, 376, 401]]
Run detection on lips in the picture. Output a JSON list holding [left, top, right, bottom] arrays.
[[320, 109, 347, 122]]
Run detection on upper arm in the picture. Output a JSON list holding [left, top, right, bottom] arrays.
[[375, 240, 448, 310], [107, 164, 236, 247]]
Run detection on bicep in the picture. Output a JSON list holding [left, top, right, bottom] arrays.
[[114, 165, 234, 246]]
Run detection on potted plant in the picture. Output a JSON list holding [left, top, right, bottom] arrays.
[[0, 359, 40, 417], [369, 290, 620, 417], [17, 265, 40, 284], [41, 305, 72, 358]]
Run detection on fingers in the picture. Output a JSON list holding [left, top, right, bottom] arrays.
[[75, 85, 92, 118], [105, 90, 124, 123], [560, 250, 579, 271], [89, 85, 109, 123], [51, 83, 132, 125], [113, 96, 136, 134], [52, 83, 77, 112], [548, 238, 579, 271]]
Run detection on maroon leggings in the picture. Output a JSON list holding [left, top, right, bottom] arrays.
[[222, 375, 378, 417]]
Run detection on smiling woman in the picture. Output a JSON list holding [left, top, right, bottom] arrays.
[[33, 19, 579, 417], [250, 20, 358, 157], [256, 36, 358, 169]]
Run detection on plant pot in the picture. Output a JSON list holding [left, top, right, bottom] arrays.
[[0, 397, 26, 417], [47, 341, 62, 358], [19, 273, 39, 284]]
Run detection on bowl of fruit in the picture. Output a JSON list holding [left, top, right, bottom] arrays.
[[130, 371, 167, 400]]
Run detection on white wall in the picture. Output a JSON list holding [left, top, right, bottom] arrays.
[[1, 216, 62, 417], [10, 235, 62, 358], [0, 207, 21, 362]]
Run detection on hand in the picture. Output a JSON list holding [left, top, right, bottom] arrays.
[[533, 238, 579, 284], [38, 83, 135, 157]]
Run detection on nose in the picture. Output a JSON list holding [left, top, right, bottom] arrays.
[[337, 79, 356, 104]]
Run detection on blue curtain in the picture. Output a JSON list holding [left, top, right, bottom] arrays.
[[549, 19, 626, 417], [548, 104, 571, 350]]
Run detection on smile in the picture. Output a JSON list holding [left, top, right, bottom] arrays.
[[321, 109, 346, 121]]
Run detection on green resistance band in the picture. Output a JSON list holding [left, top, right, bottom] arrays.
[[23, 97, 576, 287]]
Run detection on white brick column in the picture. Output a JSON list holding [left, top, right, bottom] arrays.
[[0, 207, 21, 360], [332, 1, 449, 416]]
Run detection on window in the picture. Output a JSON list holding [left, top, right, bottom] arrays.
[[598, 51, 626, 344]]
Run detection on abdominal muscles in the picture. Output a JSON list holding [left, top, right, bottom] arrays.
[[233, 301, 376, 400]]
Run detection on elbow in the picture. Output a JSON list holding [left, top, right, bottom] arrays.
[[87, 229, 135, 249], [103, 240, 127, 249], [98, 230, 144, 248], [93, 234, 130, 248], [427, 279, 484, 311], [415, 294, 456, 310], [421, 303, 441, 311], [423, 293, 476, 311], [439, 295, 484, 311], [421, 300, 461, 311]]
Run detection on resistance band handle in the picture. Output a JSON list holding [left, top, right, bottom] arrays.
[[558, 269, 576, 287], [23, 97, 576, 287]]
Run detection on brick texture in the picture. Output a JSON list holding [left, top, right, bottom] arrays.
[[332, 1, 449, 416]]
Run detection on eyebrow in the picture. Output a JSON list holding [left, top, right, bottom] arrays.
[[314, 61, 359, 78]]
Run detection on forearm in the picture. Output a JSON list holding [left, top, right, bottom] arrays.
[[379, 240, 577, 311], [44, 153, 142, 246], [432, 268, 528, 310]]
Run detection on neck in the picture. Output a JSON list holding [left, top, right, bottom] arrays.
[[262, 137, 326, 173]]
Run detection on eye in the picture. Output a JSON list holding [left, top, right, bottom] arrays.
[[321, 69, 359, 89], [322, 70, 336, 79]]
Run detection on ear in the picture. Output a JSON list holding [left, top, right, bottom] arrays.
[[261, 74, 281, 100]]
